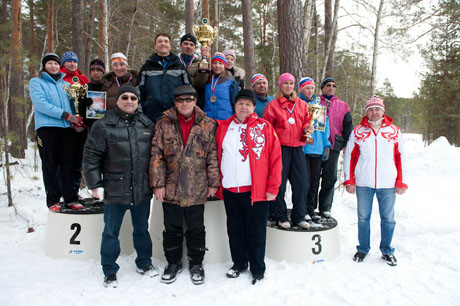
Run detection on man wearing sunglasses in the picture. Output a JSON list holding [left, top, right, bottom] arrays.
[[318, 78, 353, 219], [83, 85, 157, 288], [150, 85, 220, 285]]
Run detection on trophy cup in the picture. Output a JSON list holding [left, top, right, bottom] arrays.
[[193, 18, 218, 71], [305, 98, 324, 145], [65, 76, 88, 115]]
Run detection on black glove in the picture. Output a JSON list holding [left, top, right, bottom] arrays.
[[79, 97, 93, 107], [323, 147, 330, 161]]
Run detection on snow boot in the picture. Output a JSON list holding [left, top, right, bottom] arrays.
[[161, 263, 182, 284], [189, 264, 205, 285], [251, 274, 264, 285], [103, 274, 118, 288], [353, 251, 367, 263], [381, 254, 397, 266]]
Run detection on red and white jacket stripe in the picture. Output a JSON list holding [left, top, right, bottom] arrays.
[[216, 113, 283, 203], [343, 115, 408, 189]]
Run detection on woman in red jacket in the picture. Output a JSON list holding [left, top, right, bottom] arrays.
[[263, 73, 313, 230], [216, 89, 282, 285]]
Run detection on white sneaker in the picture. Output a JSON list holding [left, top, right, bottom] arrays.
[[305, 214, 312, 221], [278, 220, 291, 229], [136, 264, 159, 278], [321, 211, 332, 218], [297, 221, 310, 229]]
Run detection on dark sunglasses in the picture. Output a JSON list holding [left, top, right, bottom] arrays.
[[121, 95, 138, 101], [326, 83, 336, 88], [175, 97, 195, 103]]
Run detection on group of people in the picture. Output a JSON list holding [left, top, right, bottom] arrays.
[[29, 32, 408, 289]]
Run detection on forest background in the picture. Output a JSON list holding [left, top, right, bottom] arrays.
[[0, 0, 459, 207]]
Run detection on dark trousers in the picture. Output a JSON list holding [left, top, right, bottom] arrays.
[[319, 149, 340, 213], [223, 189, 269, 276], [305, 154, 322, 216], [275, 146, 308, 223], [36, 127, 76, 206], [162, 202, 205, 266], [72, 130, 87, 198], [101, 202, 152, 276]]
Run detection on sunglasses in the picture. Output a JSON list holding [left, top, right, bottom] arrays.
[[326, 83, 336, 88], [121, 95, 138, 101], [175, 97, 195, 103]]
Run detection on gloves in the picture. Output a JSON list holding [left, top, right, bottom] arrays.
[[71, 122, 86, 132], [63, 112, 83, 124], [323, 147, 330, 161], [79, 97, 93, 107]]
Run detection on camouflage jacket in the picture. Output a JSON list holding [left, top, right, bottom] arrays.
[[149, 106, 220, 206]]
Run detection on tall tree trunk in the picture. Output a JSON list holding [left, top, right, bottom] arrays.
[[185, 0, 194, 34], [321, 0, 340, 81], [85, 0, 96, 68], [28, 0, 36, 78], [303, 0, 314, 66], [98, 0, 109, 65], [324, 0, 332, 58], [9, 0, 26, 159], [72, 0, 85, 71], [1, 69, 14, 207], [277, 0, 305, 85], [242, 0, 255, 86], [314, 6, 319, 82], [202, 0, 209, 19], [211, 0, 218, 54], [125, 0, 139, 61], [46, 0, 55, 52], [370, 0, 385, 96]]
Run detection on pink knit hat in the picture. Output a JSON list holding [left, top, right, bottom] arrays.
[[223, 49, 236, 59], [278, 73, 295, 87], [365, 95, 385, 111]]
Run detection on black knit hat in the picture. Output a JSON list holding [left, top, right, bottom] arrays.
[[173, 85, 197, 98], [89, 58, 106, 73], [116, 85, 140, 101], [236, 89, 256, 106], [41, 52, 61, 67], [181, 33, 197, 46], [320, 77, 336, 89]]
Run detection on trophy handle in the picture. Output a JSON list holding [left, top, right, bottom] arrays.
[[212, 27, 219, 41], [192, 25, 199, 38]]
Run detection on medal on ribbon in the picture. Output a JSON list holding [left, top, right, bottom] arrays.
[[210, 74, 220, 103], [286, 101, 297, 124]]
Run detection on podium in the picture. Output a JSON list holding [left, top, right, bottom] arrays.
[[44, 202, 134, 260], [149, 199, 231, 264]]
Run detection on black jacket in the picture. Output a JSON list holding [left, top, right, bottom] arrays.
[[137, 52, 190, 124], [83, 107, 154, 205]]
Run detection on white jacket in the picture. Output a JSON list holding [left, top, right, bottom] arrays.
[[343, 115, 408, 189]]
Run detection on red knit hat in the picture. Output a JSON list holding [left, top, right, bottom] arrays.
[[365, 95, 385, 111]]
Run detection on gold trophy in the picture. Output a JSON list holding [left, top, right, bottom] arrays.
[[305, 98, 324, 145], [193, 18, 218, 71], [65, 76, 88, 115]]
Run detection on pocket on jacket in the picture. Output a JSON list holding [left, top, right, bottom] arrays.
[[332, 134, 345, 152], [103, 172, 124, 198]]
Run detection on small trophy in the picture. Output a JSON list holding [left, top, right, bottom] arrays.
[[305, 98, 324, 145], [65, 76, 88, 115], [193, 18, 218, 71]]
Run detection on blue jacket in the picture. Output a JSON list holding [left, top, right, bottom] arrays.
[[137, 52, 190, 123], [29, 72, 73, 130], [203, 77, 239, 120], [254, 94, 274, 118], [299, 93, 331, 157]]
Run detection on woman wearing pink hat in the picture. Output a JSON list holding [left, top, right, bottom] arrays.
[[263, 73, 313, 229]]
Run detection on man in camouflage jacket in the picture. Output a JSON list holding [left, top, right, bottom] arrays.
[[149, 85, 219, 285]]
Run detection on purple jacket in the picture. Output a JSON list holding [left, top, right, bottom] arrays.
[[320, 95, 353, 150]]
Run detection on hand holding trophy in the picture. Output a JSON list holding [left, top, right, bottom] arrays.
[[65, 76, 88, 115], [305, 97, 324, 145], [193, 18, 218, 71]]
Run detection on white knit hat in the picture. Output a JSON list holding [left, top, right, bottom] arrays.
[[111, 52, 128, 67]]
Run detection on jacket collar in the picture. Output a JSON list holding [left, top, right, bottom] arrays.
[[163, 106, 206, 125], [105, 107, 151, 127], [42, 71, 65, 83], [361, 115, 393, 127]]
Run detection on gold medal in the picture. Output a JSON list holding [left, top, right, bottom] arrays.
[[210, 95, 217, 102]]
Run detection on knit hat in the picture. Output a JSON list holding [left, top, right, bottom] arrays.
[[320, 77, 336, 89], [235, 89, 256, 106], [211, 52, 227, 66], [41, 52, 61, 67], [61, 51, 79, 65], [89, 58, 105, 73], [111, 52, 128, 67], [173, 85, 197, 98], [365, 95, 385, 112], [298, 77, 315, 93], [181, 33, 197, 46], [278, 73, 295, 87], [223, 49, 236, 59], [116, 85, 139, 101], [251, 74, 267, 87]]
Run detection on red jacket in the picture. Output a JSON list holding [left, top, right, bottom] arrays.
[[263, 96, 311, 147], [60, 67, 90, 85], [216, 113, 283, 203]]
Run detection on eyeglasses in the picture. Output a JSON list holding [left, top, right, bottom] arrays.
[[175, 97, 195, 103], [121, 95, 138, 101], [326, 84, 336, 88]]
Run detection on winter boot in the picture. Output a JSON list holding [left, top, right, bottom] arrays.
[[189, 264, 205, 285], [161, 263, 182, 284]]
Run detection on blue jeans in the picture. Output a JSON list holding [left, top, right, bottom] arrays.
[[101, 202, 152, 276], [356, 186, 396, 255]]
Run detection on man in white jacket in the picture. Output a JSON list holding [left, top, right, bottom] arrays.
[[343, 96, 408, 266]]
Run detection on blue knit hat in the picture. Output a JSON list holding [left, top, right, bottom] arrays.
[[299, 77, 315, 92], [62, 51, 79, 65], [211, 52, 227, 67], [320, 78, 336, 89]]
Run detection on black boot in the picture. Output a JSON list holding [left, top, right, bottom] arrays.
[[189, 264, 205, 285], [161, 263, 183, 284]]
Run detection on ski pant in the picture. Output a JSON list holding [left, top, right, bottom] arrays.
[[305, 154, 322, 216], [162, 202, 205, 266], [319, 149, 340, 213], [274, 146, 308, 224], [101, 202, 152, 276], [223, 189, 269, 276], [36, 127, 77, 206]]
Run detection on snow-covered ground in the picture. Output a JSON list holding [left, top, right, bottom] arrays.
[[1, 134, 459, 306]]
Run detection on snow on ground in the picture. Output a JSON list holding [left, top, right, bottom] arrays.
[[1, 134, 460, 306]]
